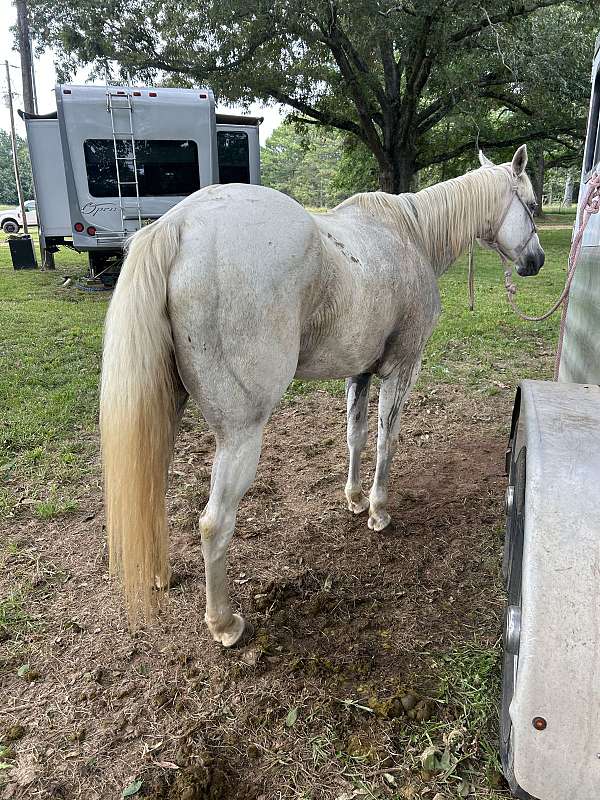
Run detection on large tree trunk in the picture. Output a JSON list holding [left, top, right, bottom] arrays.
[[378, 150, 416, 193], [562, 170, 574, 207], [528, 149, 545, 217]]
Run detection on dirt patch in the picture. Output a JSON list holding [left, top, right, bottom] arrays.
[[1, 384, 512, 799]]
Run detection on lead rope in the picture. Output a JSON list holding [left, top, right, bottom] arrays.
[[468, 240, 475, 311], [500, 173, 600, 379]]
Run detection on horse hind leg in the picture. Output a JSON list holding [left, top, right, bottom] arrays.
[[200, 424, 265, 646], [368, 358, 422, 531], [345, 373, 372, 514]]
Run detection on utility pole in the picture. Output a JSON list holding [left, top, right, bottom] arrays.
[[5, 60, 29, 236], [15, 0, 35, 114], [30, 35, 38, 113]]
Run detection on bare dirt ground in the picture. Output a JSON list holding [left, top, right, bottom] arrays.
[[1, 384, 512, 800]]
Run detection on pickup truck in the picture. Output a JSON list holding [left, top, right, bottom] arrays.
[[0, 200, 37, 233]]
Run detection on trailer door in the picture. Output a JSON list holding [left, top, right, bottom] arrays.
[[216, 124, 260, 185], [24, 118, 71, 237]]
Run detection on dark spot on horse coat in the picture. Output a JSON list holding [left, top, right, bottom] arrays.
[[348, 373, 371, 420], [187, 335, 192, 343]]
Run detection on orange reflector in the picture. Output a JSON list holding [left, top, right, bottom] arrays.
[[533, 717, 547, 731]]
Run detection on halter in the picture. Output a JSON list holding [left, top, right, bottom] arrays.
[[482, 183, 538, 265]]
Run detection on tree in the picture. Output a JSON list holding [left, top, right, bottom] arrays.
[[262, 123, 346, 207], [29, 0, 597, 192], [0, 130, 33, 205]]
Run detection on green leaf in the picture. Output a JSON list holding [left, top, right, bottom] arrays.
[[0, 763, 14, 770], [420, 744, 441, 772], [285, 707, 298, 727], [17, 663, 30, 678], [122, 780, 142, 797]]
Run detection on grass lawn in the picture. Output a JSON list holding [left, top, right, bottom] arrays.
[[0, 219, 572, 799]]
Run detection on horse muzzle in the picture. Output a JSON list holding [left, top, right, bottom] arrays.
[[516, 249, 544, 277]]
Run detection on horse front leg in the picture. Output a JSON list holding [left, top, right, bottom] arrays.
[[368, 359, 422, 531], [344, 373, 372, 514]]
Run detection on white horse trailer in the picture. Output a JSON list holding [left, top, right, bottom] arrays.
[[501, 31, 600, 800], [20, 85, 261, 280]]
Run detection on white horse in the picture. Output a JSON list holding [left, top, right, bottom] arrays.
[[100, 145, 543, 646]]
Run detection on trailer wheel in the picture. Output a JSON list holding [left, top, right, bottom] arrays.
[[2, 219, 19, 234], [500, 441, 533, 800]]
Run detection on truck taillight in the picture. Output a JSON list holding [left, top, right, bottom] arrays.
[[86, 226, 96, 236], [74, 222, 84, 232]]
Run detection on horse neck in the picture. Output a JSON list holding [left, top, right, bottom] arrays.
[[408, 169, 513, 277]]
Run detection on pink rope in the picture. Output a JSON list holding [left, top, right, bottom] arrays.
[[502, 173, 600, 378]]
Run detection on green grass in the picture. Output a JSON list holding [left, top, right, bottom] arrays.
[[0, 224, 571, 517], [423, 227, 568, 390], [0, 589, 31, 641], [395, 642, 505, 798], [0, 232, 107, 517]]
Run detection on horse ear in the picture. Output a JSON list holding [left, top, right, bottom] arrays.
[[478, 150, 494, 167], [511, 144, 528, 177]]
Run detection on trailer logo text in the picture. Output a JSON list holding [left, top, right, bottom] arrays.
[[81, 202, 119, 217]]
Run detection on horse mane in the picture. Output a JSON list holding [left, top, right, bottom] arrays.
[[337, 166, 535, 271]]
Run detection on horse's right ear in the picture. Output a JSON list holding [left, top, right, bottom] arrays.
[[479, 150, 495, 167]]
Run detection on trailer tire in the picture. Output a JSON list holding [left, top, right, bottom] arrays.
[[2, 219, 19, 234], [500, 441, 533, 800]]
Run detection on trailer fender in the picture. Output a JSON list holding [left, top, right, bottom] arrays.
[[502, 379, 600, 800]]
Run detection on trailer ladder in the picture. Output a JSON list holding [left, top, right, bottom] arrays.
[[106, 91, 143, 237]]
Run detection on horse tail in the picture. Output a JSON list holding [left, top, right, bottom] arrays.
[[100, 217, 180, 625]]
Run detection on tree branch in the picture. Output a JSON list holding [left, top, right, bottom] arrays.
[[419, 125, 583, 168], [267, 88, 365, 139], [450, 0, 570, 45], [415, 71, 507, 134], [316, 8, 385, 160], [481, 91, 534, 116]]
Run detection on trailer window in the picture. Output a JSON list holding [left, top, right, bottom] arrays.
[[585, 67, 600, 174], [217, 131, 250, 183], [84, 139, 200, 197]]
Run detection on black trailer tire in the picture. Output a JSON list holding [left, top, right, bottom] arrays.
[[2, 219, 19, 234]]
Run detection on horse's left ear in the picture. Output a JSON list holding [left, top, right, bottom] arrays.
[[511, 144, 528, 177]]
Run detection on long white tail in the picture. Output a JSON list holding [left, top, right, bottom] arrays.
[[100, 218, 180, 624]]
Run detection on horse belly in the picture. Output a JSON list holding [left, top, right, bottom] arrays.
[[295, 325, 387, 379]]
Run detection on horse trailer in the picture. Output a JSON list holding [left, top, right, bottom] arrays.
[[20, 84, 261, 280], [501, 30, 600, 800]]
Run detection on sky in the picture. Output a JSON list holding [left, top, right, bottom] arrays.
[[0, 0, 283, 143]]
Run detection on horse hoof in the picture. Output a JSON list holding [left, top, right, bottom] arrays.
[[213, 614, 252, 648], [230, 620, 255, 649], [368, 511, 391, 531], [347, 494, 369, 515]]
